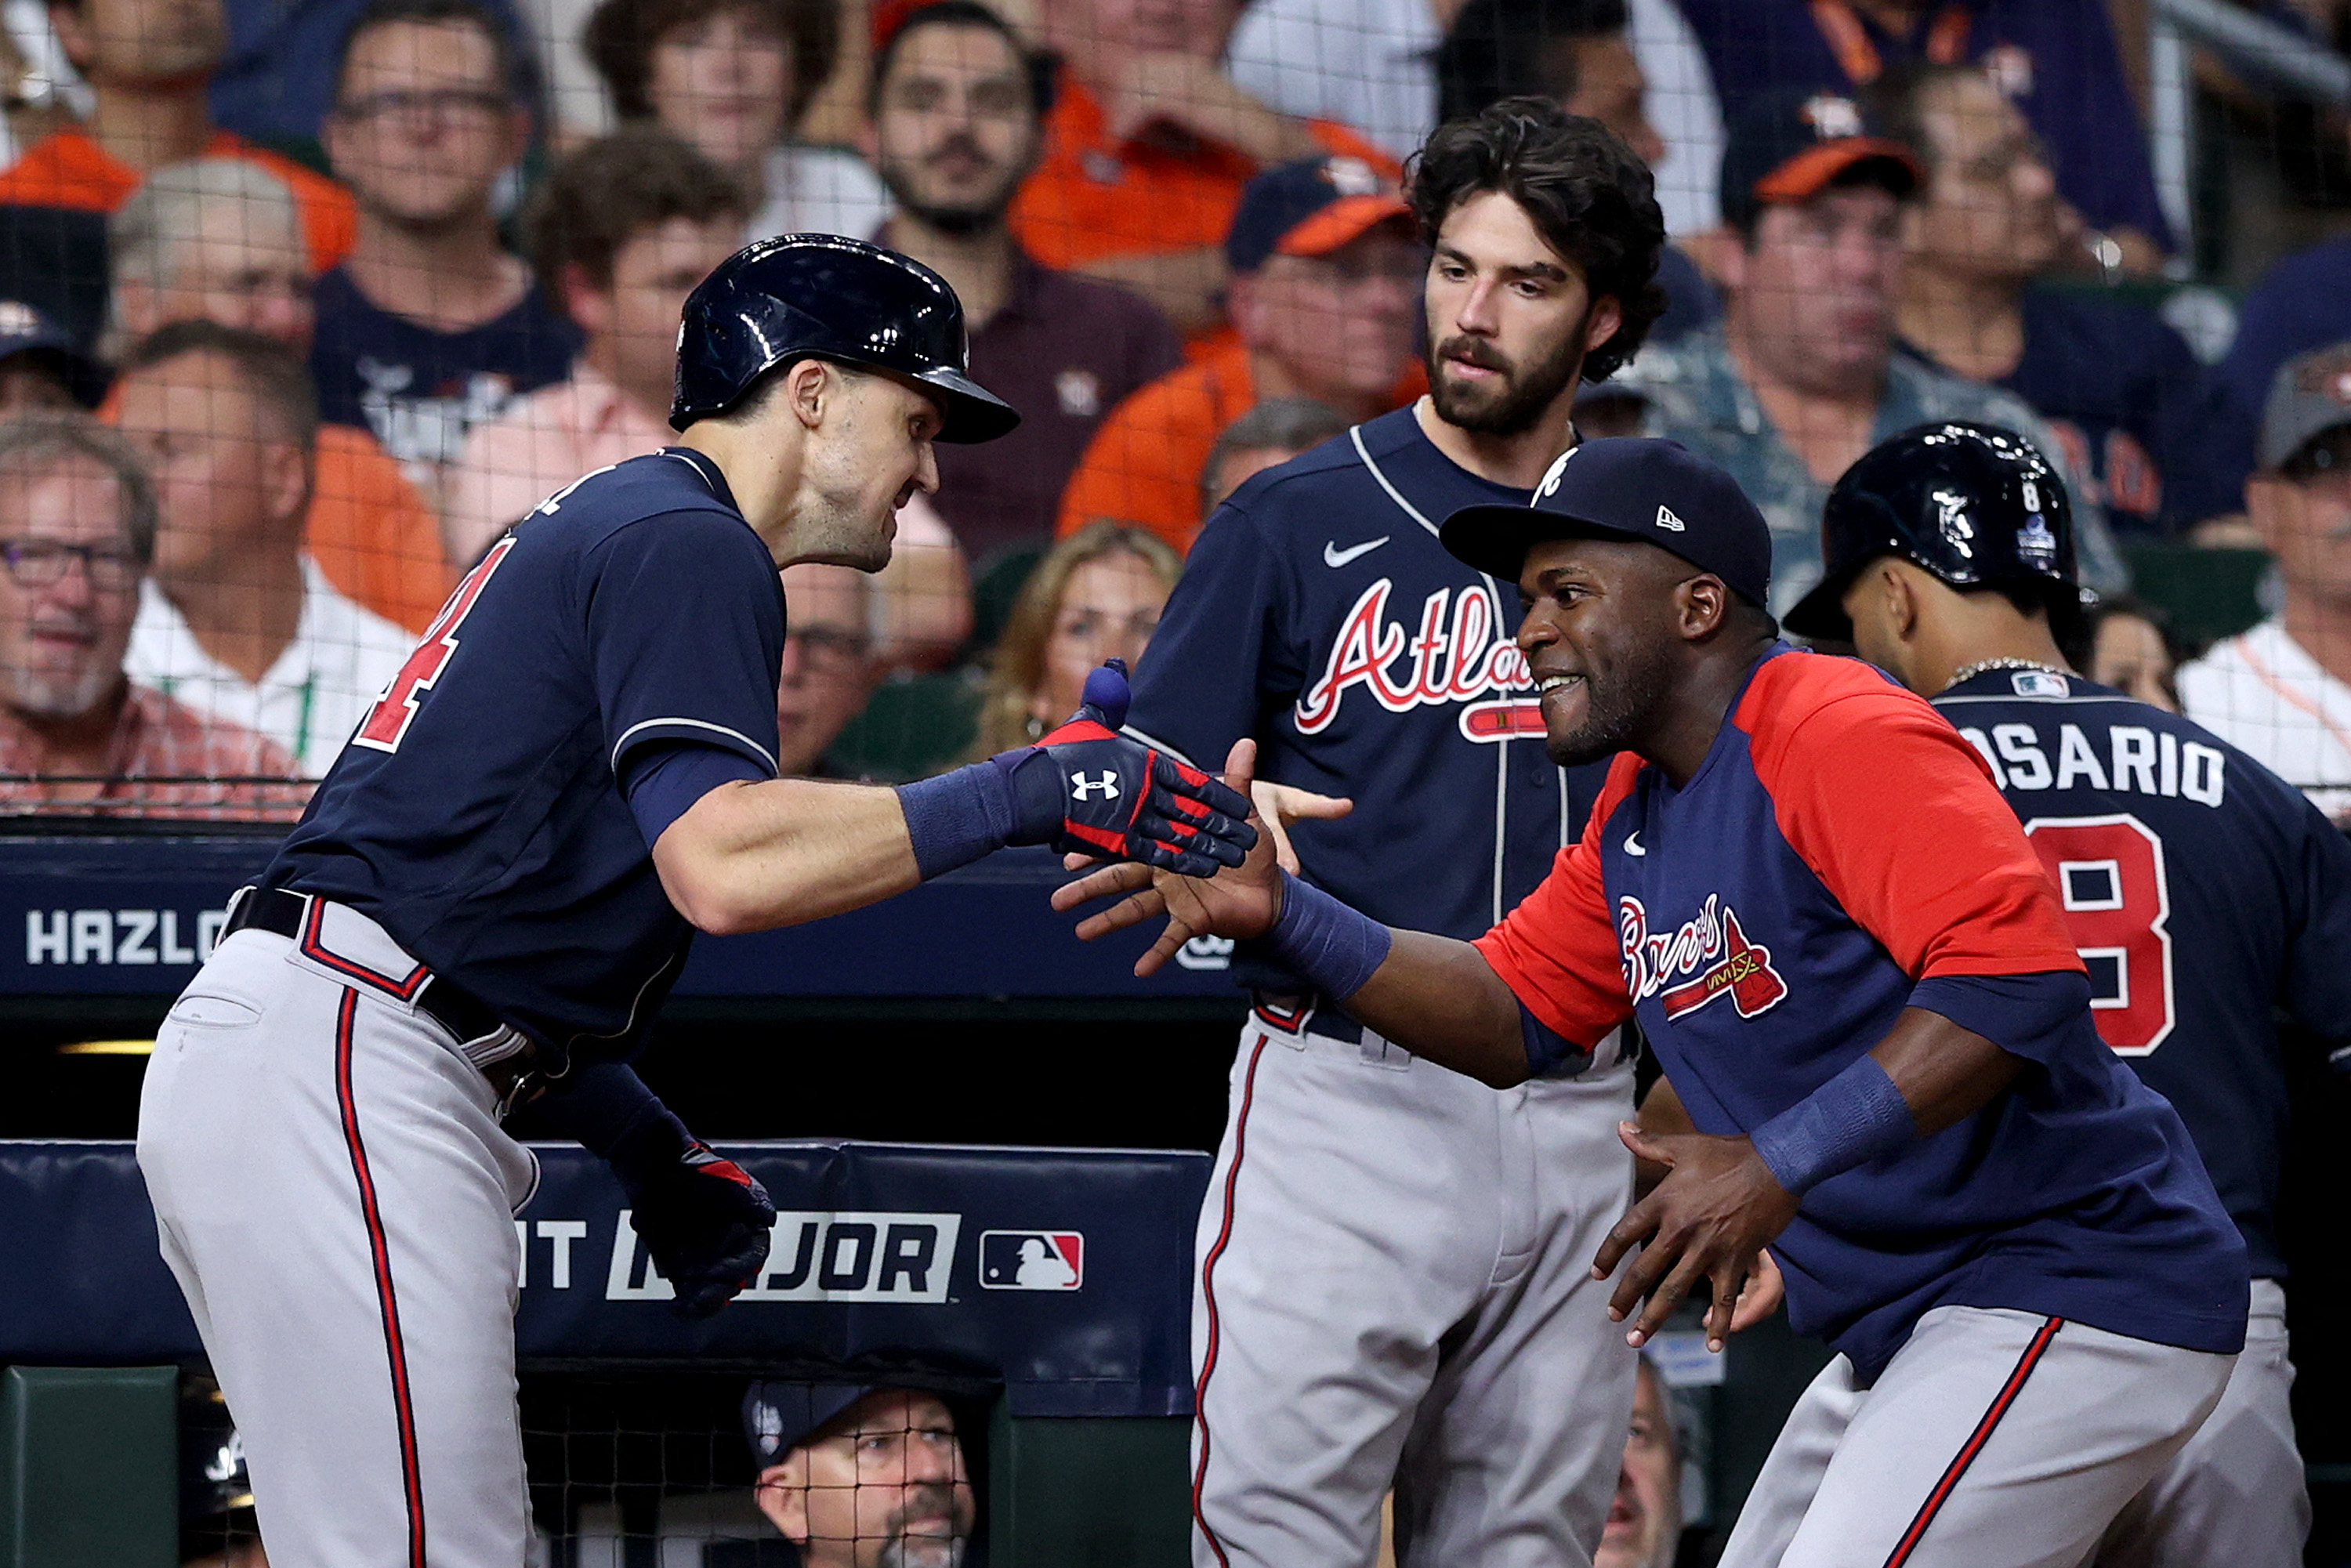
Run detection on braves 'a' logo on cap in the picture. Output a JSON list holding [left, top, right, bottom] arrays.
[[1619, 893, 1789, 1022], [1537, 446, 1578, 500]]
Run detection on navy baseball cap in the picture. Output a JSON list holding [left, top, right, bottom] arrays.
[[1440, 437, 1773, 607], [1719, 88, 1922, 232], [0, 299, 103, 408], [1226, 155, 1416, 274], [743, 1380, 877, 1468]]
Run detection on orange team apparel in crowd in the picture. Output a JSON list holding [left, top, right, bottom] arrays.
[[0, 129, 358, 273], [0, 684, 308, 820], [100, 385, 450, 634], [1056, 335, 1428, 552], [1009, 78, 1395, 313]]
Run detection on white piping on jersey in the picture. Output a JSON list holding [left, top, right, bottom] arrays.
[[608, 717, 781, 776], [1350, 424, 1515, 925]]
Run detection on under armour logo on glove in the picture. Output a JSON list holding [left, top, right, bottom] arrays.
[[993, 659, 1255, 878]]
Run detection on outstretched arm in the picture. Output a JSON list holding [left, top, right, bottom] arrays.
[[1055, 738, 1543, 1088], [650, 662, 1255, 936]]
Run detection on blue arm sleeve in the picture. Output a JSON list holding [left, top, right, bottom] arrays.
[[1905, 970, 2092, 1064], [534, 1061, 686, 1162], [621, 741, 769, 848]]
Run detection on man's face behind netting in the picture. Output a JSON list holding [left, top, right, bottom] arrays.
[[755, 1389, 974, 1568]]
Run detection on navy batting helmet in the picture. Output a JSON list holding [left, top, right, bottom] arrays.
[[1784, 421, 2086, 643], [671, 234, 1020, 442]]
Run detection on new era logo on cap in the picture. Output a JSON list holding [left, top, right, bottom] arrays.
[[1654, 504, 1686, 533]]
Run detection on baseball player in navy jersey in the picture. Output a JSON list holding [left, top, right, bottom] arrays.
[[1784, 419, 2351, 1568], [133, 234, 1254, 1568], [1120, 100, 1668, 1566], [1065, 434, 2251, 1568]]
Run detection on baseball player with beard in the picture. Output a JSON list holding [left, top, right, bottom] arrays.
[[135, 235, 1254, 1568], [1069, 433, 2250, 1568], [1120, 99, 1669, 1566]]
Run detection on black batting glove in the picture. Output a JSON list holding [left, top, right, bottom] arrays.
[[618, 1135, 776, 1319], [991, 659, 1256, 876]]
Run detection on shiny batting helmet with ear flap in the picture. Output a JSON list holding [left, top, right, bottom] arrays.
[[670, 233, 1020, 442], [1784, 420, 2088, 644]]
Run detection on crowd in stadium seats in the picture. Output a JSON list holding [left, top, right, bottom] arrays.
[[0, 0, 2342, 831]]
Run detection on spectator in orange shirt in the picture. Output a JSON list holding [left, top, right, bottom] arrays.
[[107, 158, 451, 632], [1056, 154, 1424, 551], [0, 0, 355, 270], [0, 413, 305, 820], [1009, 0, 1398, 339]]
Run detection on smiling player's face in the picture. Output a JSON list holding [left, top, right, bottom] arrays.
[[794, 368, 945, 572], [1516, 535, 1690, 766]]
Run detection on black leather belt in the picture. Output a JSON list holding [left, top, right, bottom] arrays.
[[226, 886, 513, 1055]]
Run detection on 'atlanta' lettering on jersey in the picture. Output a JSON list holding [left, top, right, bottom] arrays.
[[1479, 647, 2248, 1382], [1936, 668, 2351, 1280]]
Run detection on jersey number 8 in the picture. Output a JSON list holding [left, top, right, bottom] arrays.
[[353, 538, 516, 754], [2021, 813, 2175, 1055]]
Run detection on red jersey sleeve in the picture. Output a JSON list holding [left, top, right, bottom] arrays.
[[1741, 657, 2083, 980], [1473, 753, 1640, 1045]]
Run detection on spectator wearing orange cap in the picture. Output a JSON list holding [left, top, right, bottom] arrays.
[[1056, 155, 1425, 552], [1008, 0, 1397, 343]]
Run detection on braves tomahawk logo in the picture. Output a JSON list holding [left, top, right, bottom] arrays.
[[1619, 894, 1789, 1022], [1295, 579, 1538, 741]]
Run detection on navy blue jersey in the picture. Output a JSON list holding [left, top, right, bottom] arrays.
[[1934, 667, 2351, 1277], [1483, 650, 2248, 1381], [1128, 407, 1603, 949], [265, 448, 784, 1058], [1904, 288, 2233, 534], [309, 266, 582, 471]]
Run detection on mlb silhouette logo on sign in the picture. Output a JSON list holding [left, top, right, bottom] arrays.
[[978, 1230, 1085, 1291]]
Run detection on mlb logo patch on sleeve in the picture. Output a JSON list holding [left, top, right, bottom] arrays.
[[978, 1230, 1085, 1291]]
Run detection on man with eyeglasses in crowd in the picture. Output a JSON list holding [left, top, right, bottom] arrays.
[[773, 563, 881, 777], [1056, 154, 1425, 552], [310, 0, 581, 512], [0, 414, 301, 815]]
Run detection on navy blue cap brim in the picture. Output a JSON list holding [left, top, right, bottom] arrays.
[[1440, 502, 1662, 585]]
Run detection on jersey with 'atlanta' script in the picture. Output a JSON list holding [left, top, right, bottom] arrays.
[[1476, 646, 2248, 1382]]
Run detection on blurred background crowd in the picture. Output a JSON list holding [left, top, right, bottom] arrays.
[[0, 0, 2346, 828]]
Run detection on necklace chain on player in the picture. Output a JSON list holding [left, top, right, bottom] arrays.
[[1944, 657, 2072, 691]]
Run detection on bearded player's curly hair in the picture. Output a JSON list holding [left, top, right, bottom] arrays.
[[1406, 96, 1668, 384]]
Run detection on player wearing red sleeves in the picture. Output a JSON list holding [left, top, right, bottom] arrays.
[[1061, 436, 2249, 1568]]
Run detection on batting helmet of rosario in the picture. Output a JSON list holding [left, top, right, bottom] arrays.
[[1784, 420, 2090, 644], [670, 233, 1020, 443]]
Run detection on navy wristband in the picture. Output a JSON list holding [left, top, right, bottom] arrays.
[[1256, 871, 1392, 1001], [896, 761, 1021, 881], [1748, 1054, 1916, 1196]]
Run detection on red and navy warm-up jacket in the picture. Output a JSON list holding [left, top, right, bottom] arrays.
[[1476, 646, 2249, 1383]]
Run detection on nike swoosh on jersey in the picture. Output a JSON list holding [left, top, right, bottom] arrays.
[[1624, 831, 1645, 856], [1324, 536, 1391, 568]]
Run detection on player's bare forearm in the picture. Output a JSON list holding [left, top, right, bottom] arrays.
[[1334, 929, 1534, 1088], [1633, 1074, 1694, 1197], [1870, 1006, 2023, 1134], [652, 778, 920, 935]]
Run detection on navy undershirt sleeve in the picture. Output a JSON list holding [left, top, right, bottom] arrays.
[[1906, 970, 2092, 1064], [621, 741, 767, 848]]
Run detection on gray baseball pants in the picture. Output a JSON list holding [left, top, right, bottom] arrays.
[[1190, 1015, 1638, 1568], [1719, 1303, 2236, 1568], [138, 913, 542, 1568]]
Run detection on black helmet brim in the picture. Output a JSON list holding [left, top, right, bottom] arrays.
[[915, 364, 1020, 444], [1784, 559, 1869, 643]]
